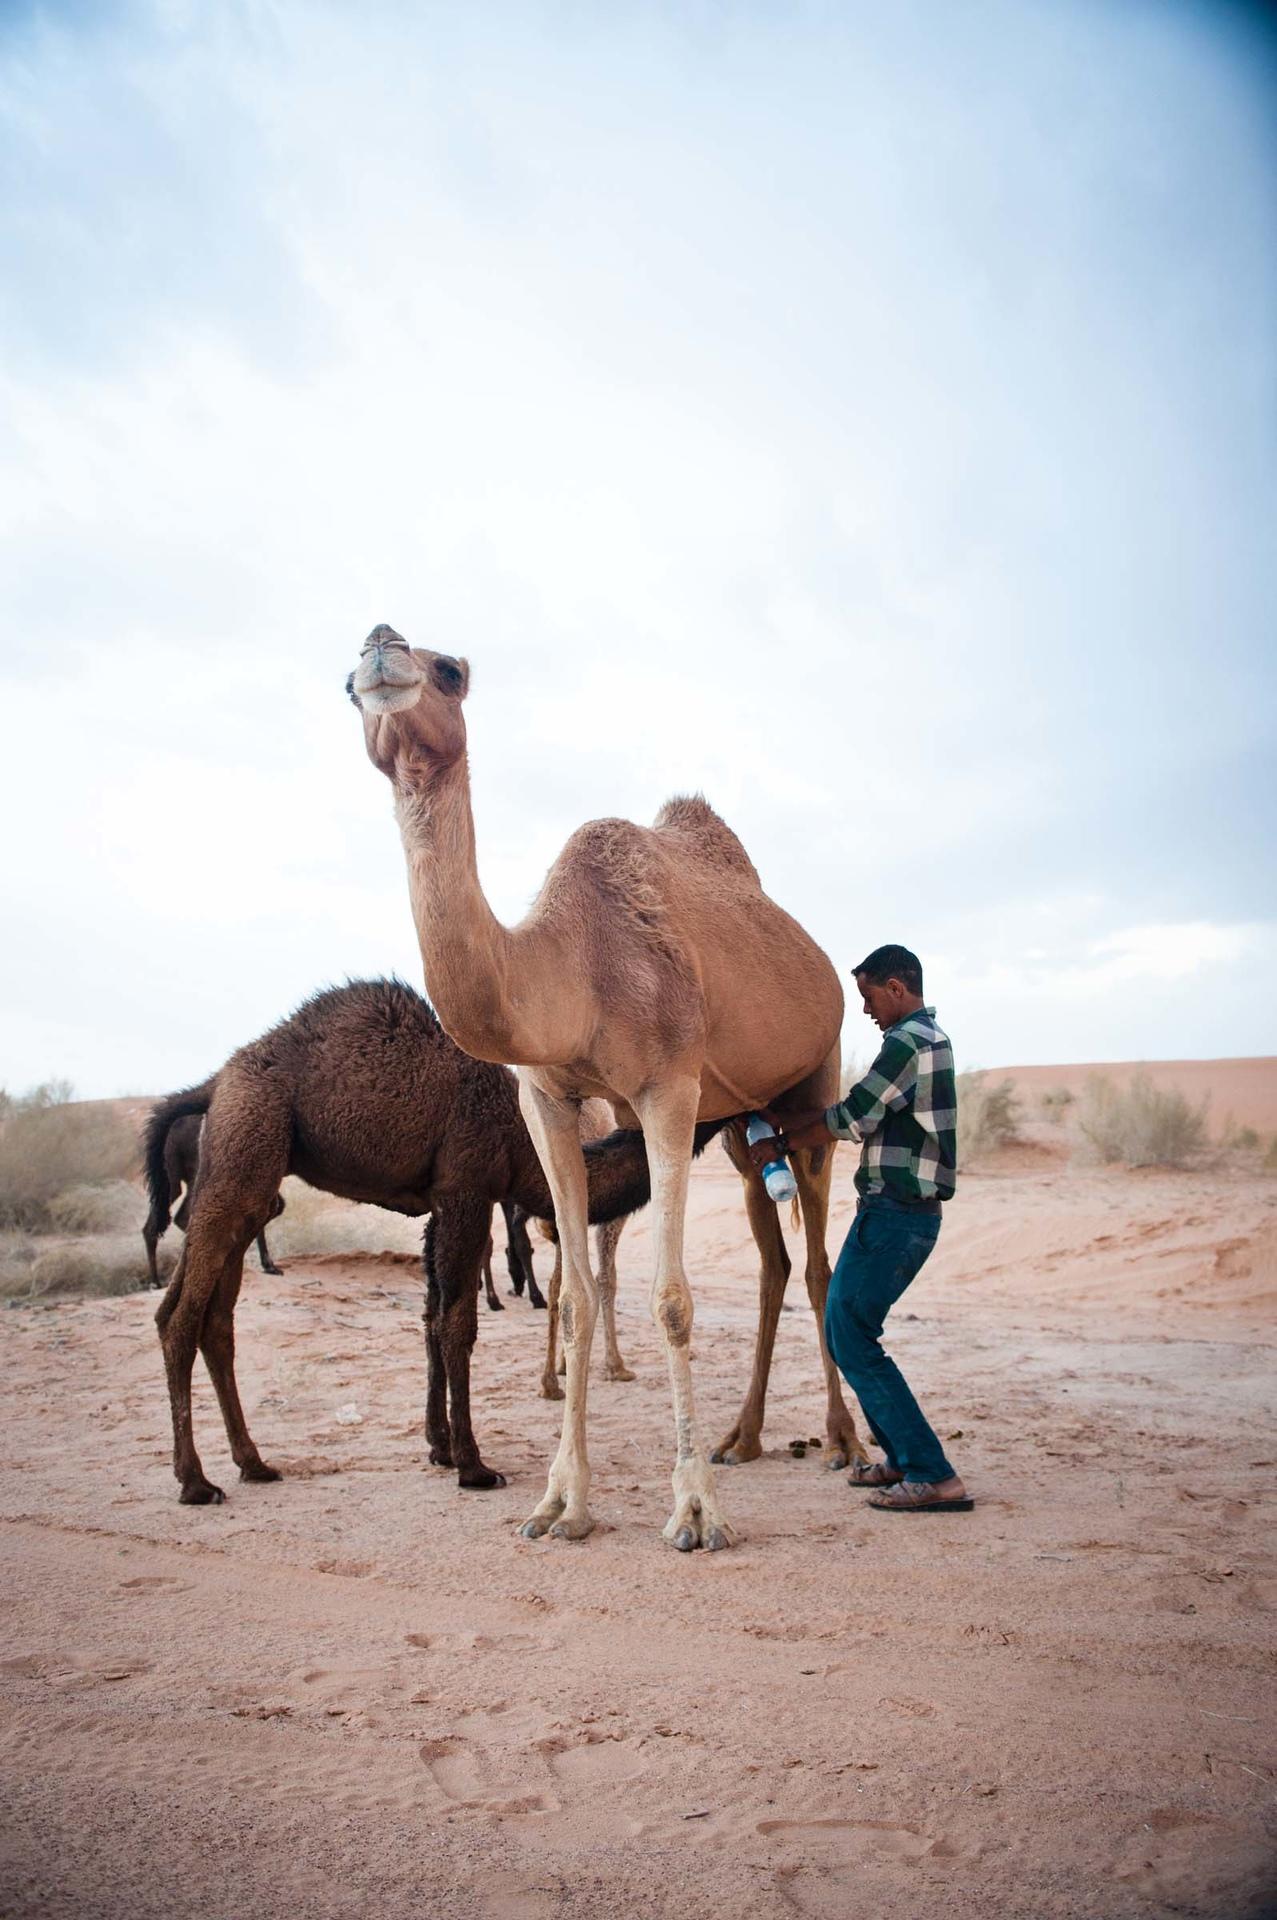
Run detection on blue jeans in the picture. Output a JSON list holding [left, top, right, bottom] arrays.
[[824, 1195, 954, 1484]]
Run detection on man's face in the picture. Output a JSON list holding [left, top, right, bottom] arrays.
[[856, 972, 908, 1031]]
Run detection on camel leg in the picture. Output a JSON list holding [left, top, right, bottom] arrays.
[[155, 1243, 224, 1503], [503, 1202, 545, 1308], [553, 1221, 629, 1381], [518, 1076, 598, 1541], [422, 1220, 452, 1467], [155, 1209, 251, 1505], [481, 1225, 504, 1312], [595, 1218, 634, 1382], [634, 1077, 736, 1552], [142, 1213, 163, 1290], [541, 1242, 565, 1400], [198, 1246, 280, 1484], [712, 1132, 790, 1465], [791, 1145, 869, 1471], [430, 1198, 507, 1489], [156, 1084, 289, 1505]]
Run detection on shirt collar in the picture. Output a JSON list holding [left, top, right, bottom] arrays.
[[887, 1003, 935, 1031]]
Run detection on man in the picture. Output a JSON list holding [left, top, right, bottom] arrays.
[[753, 944, 971, 1513]]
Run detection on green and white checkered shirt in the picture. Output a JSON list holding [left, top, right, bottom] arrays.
[[824, 1005, 958, 1204]]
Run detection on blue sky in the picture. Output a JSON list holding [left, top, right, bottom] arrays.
[[1, 0, 1274, 1098]]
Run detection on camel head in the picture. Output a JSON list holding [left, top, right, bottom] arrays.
[[346, 624, 470, 779]]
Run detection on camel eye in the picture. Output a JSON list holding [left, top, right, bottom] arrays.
[[432, 657, 464, 693]]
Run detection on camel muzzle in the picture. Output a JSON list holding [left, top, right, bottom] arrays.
[[352, 624, 422, 712]]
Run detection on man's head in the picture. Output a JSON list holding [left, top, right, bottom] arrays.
[[853, 944, 925, 1031]]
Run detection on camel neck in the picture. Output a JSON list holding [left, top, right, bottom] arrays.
[[394, 753, 519, 1063]]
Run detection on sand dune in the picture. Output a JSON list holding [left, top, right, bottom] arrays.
[[991, 1055, 1277, 1136]]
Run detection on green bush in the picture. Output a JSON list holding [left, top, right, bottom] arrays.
[[1078, 1073, 1207, 1168], [956, 1072, 1020, 1163]]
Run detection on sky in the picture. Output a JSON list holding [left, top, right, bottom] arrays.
[[1, 0, 1274, 1100]]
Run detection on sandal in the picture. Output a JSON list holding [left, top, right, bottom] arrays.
[[867, 1479, 974, 1513], [847, 1461, 903, 1488]]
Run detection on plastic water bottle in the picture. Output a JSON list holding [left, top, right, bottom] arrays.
[[746, 1115, 798, 1204]]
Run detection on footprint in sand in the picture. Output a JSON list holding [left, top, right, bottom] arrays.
[[538, 1731, 647, 1787], [418, 1737, 556, 1814], [759, 1815, 961, 1868], [117, 1575, 188, 1593]]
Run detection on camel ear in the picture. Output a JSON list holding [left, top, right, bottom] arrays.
[[429, 654, 470, 700]]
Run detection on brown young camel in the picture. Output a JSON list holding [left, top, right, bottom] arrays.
[[142, 1111, 284, 1287], [150, 979, 714, 1504], [347, 626, 861, 1550], [144, 1107, 523, 1313]]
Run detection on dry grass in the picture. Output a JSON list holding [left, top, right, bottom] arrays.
[[956, 1071, 1021, 1163], [1078, 1072, 1207, 1168], [46, 1180, 146, 1235], [0, 1230, 172, 1302], [0, 1092, 138, 1231]]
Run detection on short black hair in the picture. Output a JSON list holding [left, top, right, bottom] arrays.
[[853, 944, 923, 995]]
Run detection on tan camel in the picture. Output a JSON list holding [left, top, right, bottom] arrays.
[[347, 626, 854, 1550]]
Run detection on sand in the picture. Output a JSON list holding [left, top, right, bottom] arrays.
[[2, 1114, 1275, 1918]]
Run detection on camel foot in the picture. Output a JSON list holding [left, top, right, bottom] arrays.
[[485, 1296, 505, 1312], [539, 1377, 565, 1402], [519, 1488, 595, 1540], [548, 1510, 595, 1541], [711, 1428, 762, 1466], [663, 1503, 737, 1552], [238, 1459, 281, 1483], [605, 1362, 636, 1383], [556, 1354, 567, 1377], [427, 1442, 454, 1469], [179, 1477, 225, 1505], [825, 1436, 871, 1472], [528, 1287, 548, 1311], [260, 1263, 284, 1277], [458, 1462, 507, 1490]]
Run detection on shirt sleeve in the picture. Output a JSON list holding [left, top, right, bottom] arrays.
[[824, 1032, 919, 1140]]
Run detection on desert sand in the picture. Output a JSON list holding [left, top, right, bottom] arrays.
[[2, 1100, 1275, 1919]]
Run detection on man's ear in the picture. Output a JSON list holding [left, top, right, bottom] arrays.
[[429, 655, 470, 700]]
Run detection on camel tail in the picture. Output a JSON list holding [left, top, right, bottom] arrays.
[[142, 1079, 215, 1240]]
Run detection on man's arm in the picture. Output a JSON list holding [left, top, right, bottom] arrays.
[[826, 1032, 919, 1140]]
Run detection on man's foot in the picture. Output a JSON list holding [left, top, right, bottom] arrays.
[[847, 1461, 903, 1488], [867, 1475, 973, 1513]]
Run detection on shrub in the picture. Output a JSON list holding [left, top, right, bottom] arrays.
[[1218, 1115, 1261, 1152], [1039, 1085, 1076, 1123], [1078, 1072, 1207, 1168], [46, 1180, 145, 1234], [956, 1072, 1020, 1163], [0, 1097, 137, 1230]]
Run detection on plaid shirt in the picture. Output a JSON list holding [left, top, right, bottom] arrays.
[[824, 1005, 958, 1204]]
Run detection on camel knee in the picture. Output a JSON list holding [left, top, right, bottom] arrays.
[[653, 1279, 693, 1347]]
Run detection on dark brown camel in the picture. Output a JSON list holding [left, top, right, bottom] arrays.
[[150, 979, 721, 1504], [142, 1111, 284, 1286], [143, 1110, 532, 1313]]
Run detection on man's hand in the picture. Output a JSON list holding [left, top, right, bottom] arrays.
[[747, 1107, 832, 1172]]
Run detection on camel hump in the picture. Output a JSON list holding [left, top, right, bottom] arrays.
[[652, 793, 760, 883]]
